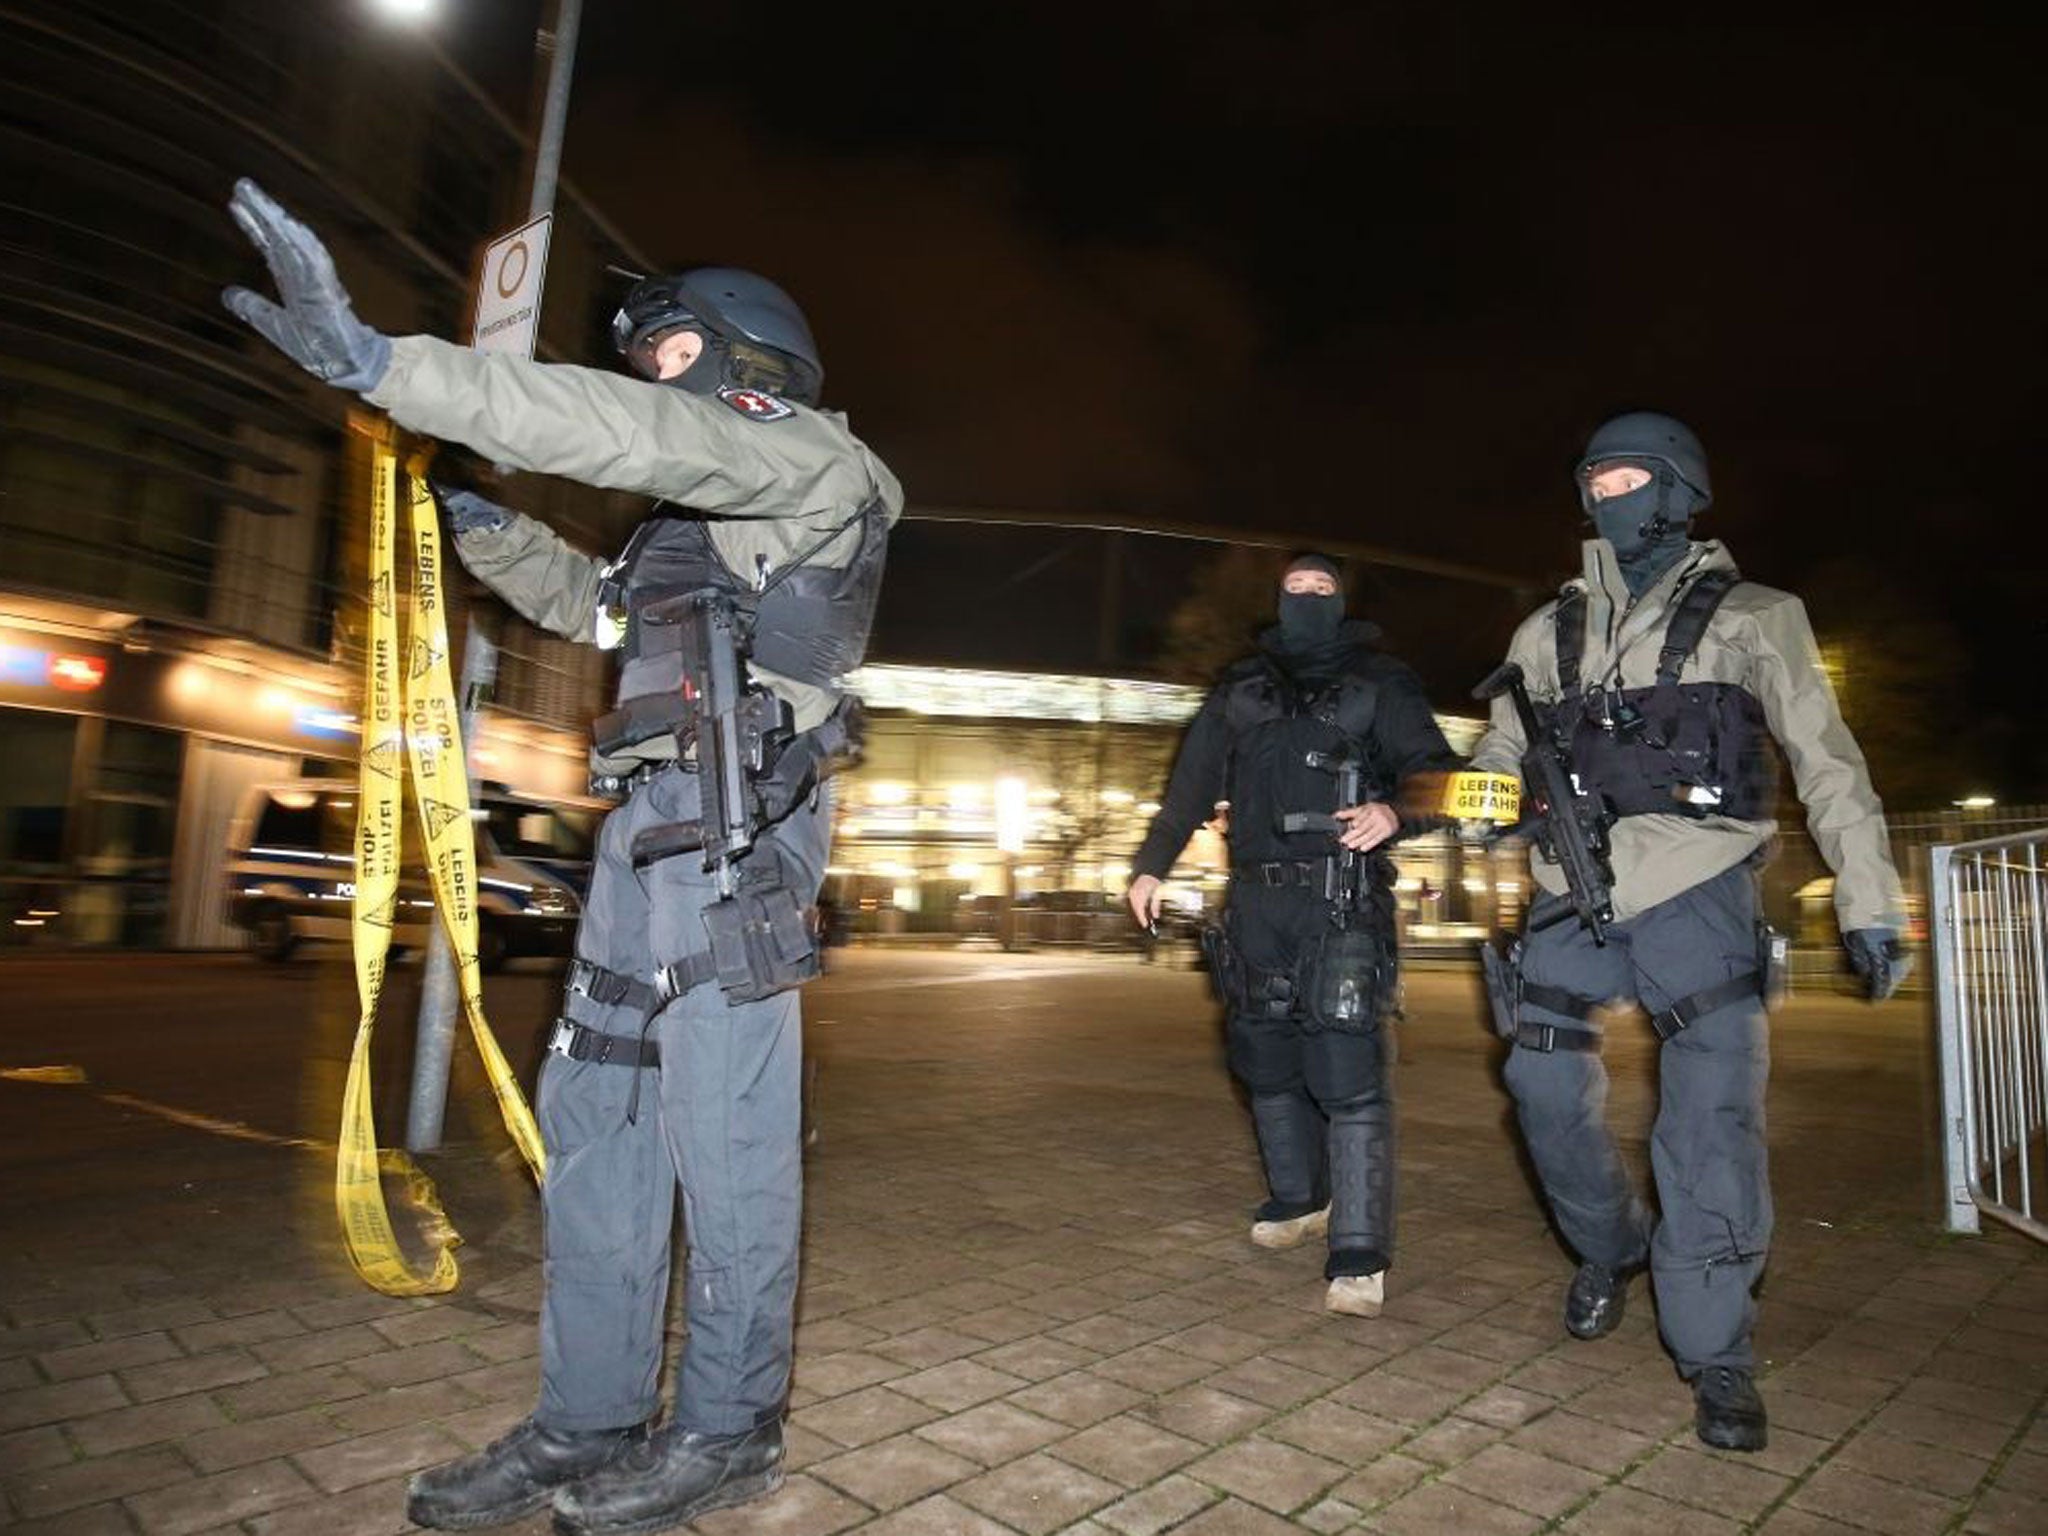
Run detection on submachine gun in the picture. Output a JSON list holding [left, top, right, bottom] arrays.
[[619, 590, 827, 1003], [626, 592, 793, 894], [1471, 661, 1615, 944], [1280, 750, 1387, 1031], [1280, 750, 1367, 917]]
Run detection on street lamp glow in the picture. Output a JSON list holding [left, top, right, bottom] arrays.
[[1954, 795, 1997, 810], [994, 776, 1029, 854], [368, 0, 437, 22]]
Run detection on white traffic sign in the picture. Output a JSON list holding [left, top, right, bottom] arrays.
[[471, 214, 553, 357]]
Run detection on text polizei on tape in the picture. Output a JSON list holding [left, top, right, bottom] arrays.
[[337, 440, 545, 1297]]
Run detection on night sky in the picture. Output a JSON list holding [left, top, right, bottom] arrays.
[[448, 4, 2043, 801]]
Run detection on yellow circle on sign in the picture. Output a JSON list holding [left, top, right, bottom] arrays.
[[1443, 771, 1521, 823]]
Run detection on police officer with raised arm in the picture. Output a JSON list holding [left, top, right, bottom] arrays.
[[222, 180, 899, 1533], [1127, 555, 1459, 1317], [1469, 411, 1907, 1452]]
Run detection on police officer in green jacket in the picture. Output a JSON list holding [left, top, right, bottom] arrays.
[[1468, 411, 1908, 1454], [223, 180, 900, 1534]]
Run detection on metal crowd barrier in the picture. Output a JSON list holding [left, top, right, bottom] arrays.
[[1932, 830, 2048, 1240]]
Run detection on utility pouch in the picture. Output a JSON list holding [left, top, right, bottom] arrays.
[[1299, 924, 1387, 1034], [1199, 921, 1245, 1008], [1756, 920, 1789, 1009], [1479, 932, 1523, 1042], [701, 885, 821, 1004]]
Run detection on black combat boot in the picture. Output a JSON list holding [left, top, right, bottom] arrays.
[[1694, 1366, 1769, 1451], [406, 1418, 645, 1530], [553, 1421, 784, 1535], [1563, 1259, 1640, 1340]]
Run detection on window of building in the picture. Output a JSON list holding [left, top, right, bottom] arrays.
[[0, 713, 77, 947]]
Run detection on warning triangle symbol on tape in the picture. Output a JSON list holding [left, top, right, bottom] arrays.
[[422, 798, 467, 839], [410, 637, 445, 680], [372, 570, 395, 619], [365, 738, 402, 780], [362, 895, 397, 930]]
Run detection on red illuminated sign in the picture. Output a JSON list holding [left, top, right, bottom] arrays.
[[47, 654, 107, 692]]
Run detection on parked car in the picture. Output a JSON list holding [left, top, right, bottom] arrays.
[[223, 781, 588, 968]]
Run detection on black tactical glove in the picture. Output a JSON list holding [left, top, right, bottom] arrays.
[[221, 179, 391, 391], [1845, 927, 1911, 1001], [431, 486, 515, 536]]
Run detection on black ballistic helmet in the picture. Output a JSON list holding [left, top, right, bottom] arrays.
[[1576, 411, 1712, 515], [611, 267, 824, 404]]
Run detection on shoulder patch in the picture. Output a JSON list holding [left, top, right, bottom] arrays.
[[717, 385, 795, 422]]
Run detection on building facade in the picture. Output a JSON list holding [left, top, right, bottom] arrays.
[[0, 0, 645, 949], [827, 666, 1504, 948]]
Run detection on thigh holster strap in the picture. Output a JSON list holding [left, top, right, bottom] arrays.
[[569, 953, 723, 1016], [1520, 980, 1600, 1022], [1508, 978, 1604, 1054], [653, 951, 718, 1002], [548, 1017, 660, 1068], [1512, 1020, 1602, 1052], [1650, 972, 1761, 1041], [567, 958, 660, 1014]]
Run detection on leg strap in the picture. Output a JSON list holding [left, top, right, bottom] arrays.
[[1512, 979, 1605, 1053], [568, 954, 720, 1015], [548, 1018, 660, 1068], [566, 957, 660, 1014], [1512, 1019, 1603, 1053], [1649, 972, 1761, 1041]]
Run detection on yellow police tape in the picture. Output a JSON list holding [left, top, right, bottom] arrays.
[[338, 440, 545, 1297], [1441, 770, 1522, 824]]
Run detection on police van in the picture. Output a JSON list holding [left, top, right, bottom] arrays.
[[223, 781, 590, 968]]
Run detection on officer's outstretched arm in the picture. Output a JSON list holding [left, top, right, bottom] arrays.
[[427, 485, 605, 645], [364, 336, 881, 518], [220, 181, 890, 522], [1750, 594, 1904, 937]]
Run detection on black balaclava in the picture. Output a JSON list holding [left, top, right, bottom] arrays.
[[644, 324, 724, 395], [1584, 462, 1702, 598], [1276, 553, 1344, 648]]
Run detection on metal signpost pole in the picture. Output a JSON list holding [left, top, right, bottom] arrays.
[[407, 0, 583, 1153]]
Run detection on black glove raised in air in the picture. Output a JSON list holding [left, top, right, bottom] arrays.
[[221, 178, 391, 391]]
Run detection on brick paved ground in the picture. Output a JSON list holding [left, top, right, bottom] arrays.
[[1, 949, 2043, 1535]]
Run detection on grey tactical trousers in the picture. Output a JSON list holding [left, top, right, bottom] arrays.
[[533, 766, 829, 1437], [1505, 862, 1771, 1376]]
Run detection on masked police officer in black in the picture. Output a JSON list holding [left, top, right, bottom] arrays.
[[1127, 555, 1458, 1314]]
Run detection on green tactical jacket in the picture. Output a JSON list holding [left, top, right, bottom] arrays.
[[1468, 539, 1905, 936], [363, 336, 903, 746]]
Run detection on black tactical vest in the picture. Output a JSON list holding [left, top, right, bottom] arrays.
[[1552, 570, 1775, 821], [607, 502, 889, 725], [1221, 657, 1390, 865]]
